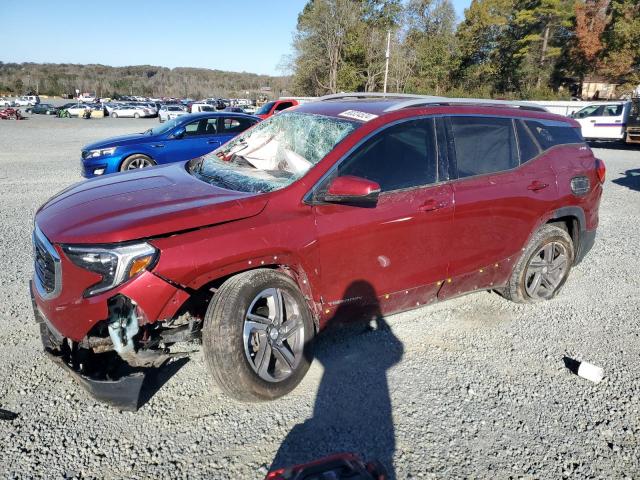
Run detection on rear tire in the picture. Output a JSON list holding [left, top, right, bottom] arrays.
[[202, 269, 314, 401], [134, 112, 140, 119], [111, 112, 118, 118], [500, 224, 574, 303]]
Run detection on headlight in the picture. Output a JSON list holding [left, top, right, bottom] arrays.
[[63, 242, 158, 297], [87, 147, 117, 158]]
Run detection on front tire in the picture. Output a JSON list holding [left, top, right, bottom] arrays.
[[500, 224, 574, 303], [111, 112, 118, 118], [133, 112, 140, 119], [202, 269, 314, 401], [120, 154, 155, 171]]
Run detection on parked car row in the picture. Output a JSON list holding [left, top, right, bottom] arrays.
[[1, 95, 40, 106]]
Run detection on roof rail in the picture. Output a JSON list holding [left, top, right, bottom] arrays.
[[316, 92, 439, 102], [384, 97, 548, 112], [314, 92, 549, 112]]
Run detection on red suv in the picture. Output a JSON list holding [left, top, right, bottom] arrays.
[[31, 94, 604, 408]]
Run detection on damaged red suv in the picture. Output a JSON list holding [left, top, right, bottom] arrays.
[[31, 94, 604, 409]]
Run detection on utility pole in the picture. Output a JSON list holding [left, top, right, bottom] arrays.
[[383, 30, 391, 95]]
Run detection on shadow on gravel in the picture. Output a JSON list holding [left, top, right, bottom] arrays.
[[612, 168, 640, 192], [270, 281, 404, 478], [138, 357, 190, 409]]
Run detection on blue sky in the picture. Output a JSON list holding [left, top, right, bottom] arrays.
[[0, 0, 472, 76]]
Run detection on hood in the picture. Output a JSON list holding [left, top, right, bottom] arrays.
[[83, 132, 153, 151], [36, 162, 268, 244]]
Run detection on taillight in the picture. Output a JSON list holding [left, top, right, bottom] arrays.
[[595, 158, 606, 183]]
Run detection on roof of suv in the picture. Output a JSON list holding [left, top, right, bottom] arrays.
[[293, 93, 565, 123]]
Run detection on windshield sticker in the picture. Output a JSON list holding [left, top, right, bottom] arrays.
[[338, 110, 379, 122]]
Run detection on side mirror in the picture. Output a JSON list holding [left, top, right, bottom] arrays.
[[172, 126, 186, 139], [319, 175, 381, 207]]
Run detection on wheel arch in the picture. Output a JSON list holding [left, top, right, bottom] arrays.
[[166, 259, 321, 332], [118, 151, 156, 170], [545, 206, 586, 255]]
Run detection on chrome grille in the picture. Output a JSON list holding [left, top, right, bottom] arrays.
[[33, 226, 61, 299]]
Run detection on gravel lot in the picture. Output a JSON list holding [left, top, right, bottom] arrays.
[[0, 113, 639, 479]]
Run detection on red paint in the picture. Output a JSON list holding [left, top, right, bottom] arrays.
[[32, 101, 602, 342], [256, 99, 299, 119], [326, 175, 380, 197]]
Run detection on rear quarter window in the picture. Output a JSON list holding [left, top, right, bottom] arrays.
[[525, 120, 584, 150]]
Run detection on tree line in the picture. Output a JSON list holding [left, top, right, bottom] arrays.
[[0, 62, 291, 99], [289, 0, 640, 99]]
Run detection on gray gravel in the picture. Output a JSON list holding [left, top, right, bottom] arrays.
[[0, 114, 639, 479]]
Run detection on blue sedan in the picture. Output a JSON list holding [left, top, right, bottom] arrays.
[[81, 112, 260, 178]]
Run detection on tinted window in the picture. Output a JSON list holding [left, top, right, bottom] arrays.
[[516, 120, 541, 163], [525, 120, 584, 150], [336, 118, 437, 192], [275, 102, 293, 112], [221, 117, 254, 133], [449, 116, 517, 178]]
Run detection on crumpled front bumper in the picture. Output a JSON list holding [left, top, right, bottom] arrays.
[[32, 282, 146, 411]]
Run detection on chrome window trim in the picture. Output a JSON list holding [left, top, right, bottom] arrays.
[[33, 224, 62, 300]]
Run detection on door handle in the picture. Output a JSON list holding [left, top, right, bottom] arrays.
[[207, 140, 220, 145], [418, 199, 447, 212], [527, 181, 549, 192], [150, 144, 164, 148], [590, 120, 596, 123]]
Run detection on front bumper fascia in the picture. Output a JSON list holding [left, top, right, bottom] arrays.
[[32, 281, 148, 411]]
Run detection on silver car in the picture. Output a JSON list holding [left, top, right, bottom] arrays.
[[158, 105, 188, 123], [110, 105, 153, 118]]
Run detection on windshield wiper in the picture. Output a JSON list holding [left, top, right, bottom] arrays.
[[198, 171, 240, 191]]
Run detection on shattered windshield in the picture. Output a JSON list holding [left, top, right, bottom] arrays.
[[190, 112, 359, 193]]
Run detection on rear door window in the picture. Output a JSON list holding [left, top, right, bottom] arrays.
[[448, 116, 518, 178], [336, 118, 438, 192], [220, 116, 255, 133], [602, 104, 623, 116]]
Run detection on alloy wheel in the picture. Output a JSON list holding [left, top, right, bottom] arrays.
[[242, 287, 305, 382], [524, 242, 569, 300], [126, 157, 154, 169]]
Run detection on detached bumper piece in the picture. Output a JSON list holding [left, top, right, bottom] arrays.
[[38, 321, 147, 411], [32, 292, 152, 411]]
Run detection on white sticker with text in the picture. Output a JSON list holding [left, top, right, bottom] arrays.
[[338, 110, 379, 122]]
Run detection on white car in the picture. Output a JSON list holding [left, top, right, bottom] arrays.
[[14, 95, 40, 106], [110, 105, 153, 118], [572, 102, 631, 141], [78, 94, 96, 103], [66, 104, 93, 117], [0, 97, 13, 107], [242, 105, 257, 114], [158, 105, 188, 122], [190, 103, 216, 113]]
